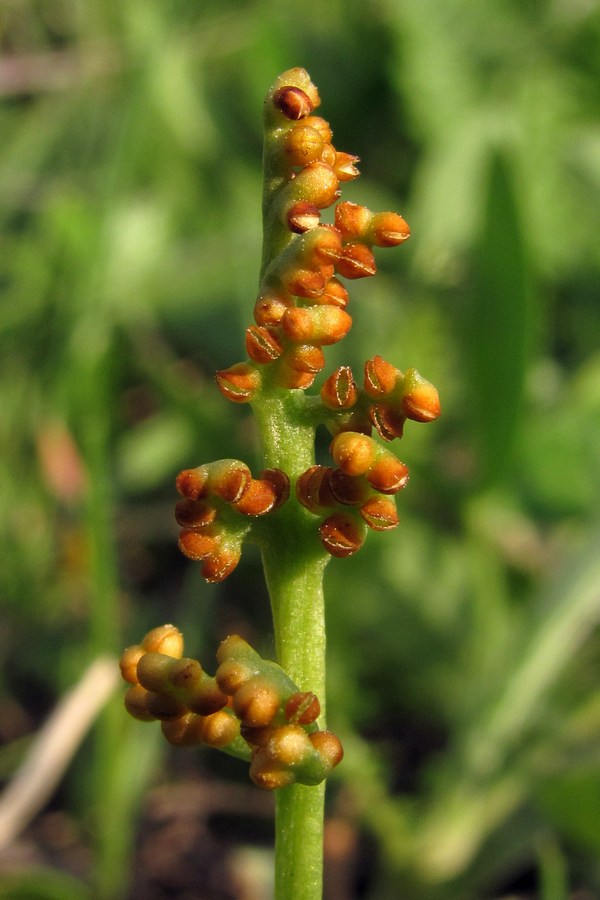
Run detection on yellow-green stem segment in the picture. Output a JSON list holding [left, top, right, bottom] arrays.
[[256, 68, 332, 896], [252, 391, 330, 899]]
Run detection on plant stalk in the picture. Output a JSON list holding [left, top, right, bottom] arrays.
[[263, 539, 328, 900], [256, 73, 334, 895], [253, 392, 329, 900]]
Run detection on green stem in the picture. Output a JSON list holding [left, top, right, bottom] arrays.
[[264, 543, 327, 900], [252, 392, 329, 899], [252, 390, 315, 481], [260, 525, 328, 704], [252, 392, 328, 700], [255, 71, 335, 896], [274, 783, 326, 899]]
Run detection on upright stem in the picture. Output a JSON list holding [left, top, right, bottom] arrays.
[[254, 69, 337, 899], [253, 393, 329, 900], [263, 540, 328, 900], [273, 783, 326, 900]]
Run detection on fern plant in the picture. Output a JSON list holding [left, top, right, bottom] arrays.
[[119, 67, 440, 900]]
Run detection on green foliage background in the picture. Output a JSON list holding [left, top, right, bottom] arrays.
[[1, 1, 600, 897]]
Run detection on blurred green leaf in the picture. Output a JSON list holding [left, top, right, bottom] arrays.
[[538, 771, 600, 856], [117, 411, 194, 492], [0, 870, 90, 900], [467, 151, 535, 486]]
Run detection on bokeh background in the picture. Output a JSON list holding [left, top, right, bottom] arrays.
[[1, 1, 600, 898]]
